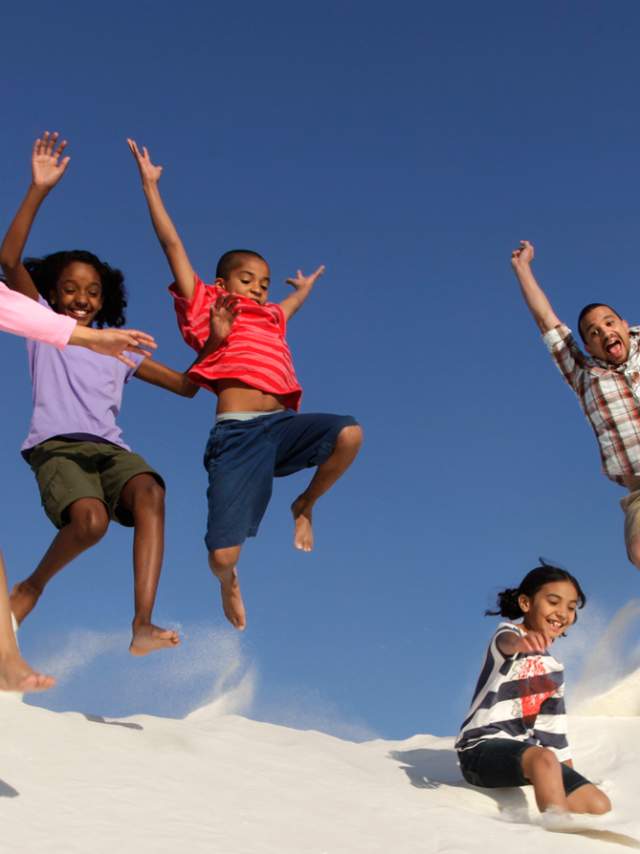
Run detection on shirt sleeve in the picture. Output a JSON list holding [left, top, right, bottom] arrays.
[[169, 274, 216, 352], [124, 350, 146, 382], [542, 323, 588, 392], [0, 282, 75, 348], [492, 622, 522, 660]]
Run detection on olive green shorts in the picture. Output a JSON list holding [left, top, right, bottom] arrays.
[[27, 438, 165, 529]]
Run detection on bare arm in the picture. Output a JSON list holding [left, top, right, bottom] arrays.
[[496, 628, 553, 657], [511, 241, 561, 334], [0, 132, 70, 300], [132, 297, 239, 394], [133, 357, 199, 397], [127, 139, 195, 300], [279, 265, 325, 321]]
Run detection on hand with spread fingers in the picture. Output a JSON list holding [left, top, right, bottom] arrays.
[[211, 293, 240, 345], [286, 265, 326, 292], [31, 131, 70, 192], [70, 326, 157, 367], [127, 138, 163, 186]]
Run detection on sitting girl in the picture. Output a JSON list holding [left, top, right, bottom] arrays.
[[456, 561, 611, 817]]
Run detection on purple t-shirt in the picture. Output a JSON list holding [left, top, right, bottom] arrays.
[[22, 298, 143, 452]]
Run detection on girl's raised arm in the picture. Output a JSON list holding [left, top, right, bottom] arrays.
[[0, 132, 70, 301], [127, 139, 196, 301]]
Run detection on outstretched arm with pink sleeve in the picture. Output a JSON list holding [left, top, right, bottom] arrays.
[[0, 280, 74, 347], [0, 280, 157, 363]]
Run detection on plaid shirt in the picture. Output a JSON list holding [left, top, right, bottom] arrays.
[[544, 324, 640, 485]]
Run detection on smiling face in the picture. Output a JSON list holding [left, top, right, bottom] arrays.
[[50, 261, 103, 326], [216, 256, 271, 305], [519, 580, 579, 640], [580, 305, 630, 365]]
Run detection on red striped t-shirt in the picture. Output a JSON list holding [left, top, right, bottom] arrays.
[[170, 275, 302, 410]]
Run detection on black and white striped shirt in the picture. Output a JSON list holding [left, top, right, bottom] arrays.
[[455, 622, 571, 762]]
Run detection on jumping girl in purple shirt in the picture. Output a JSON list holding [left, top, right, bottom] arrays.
[[0, 131, 209, 656]]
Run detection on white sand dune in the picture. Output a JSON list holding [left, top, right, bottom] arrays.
[[1, 672, 640, 854]]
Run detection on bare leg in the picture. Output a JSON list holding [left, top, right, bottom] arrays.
[[11, 498, 109, 624], [117, 475, 179, 656], [567, 784, 611, 815], [521, 747, 569, 813], [0, 552, 55, 692], [291, 424, 363, 551], [209, 546, 246, 631]]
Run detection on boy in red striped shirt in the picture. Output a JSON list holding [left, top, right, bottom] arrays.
[[128, 140, 362, 630]]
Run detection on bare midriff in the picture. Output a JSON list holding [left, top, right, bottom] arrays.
[[216, 379, 287, 414]]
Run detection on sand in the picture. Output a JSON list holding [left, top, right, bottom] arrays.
[[1, 676, 639, 854]]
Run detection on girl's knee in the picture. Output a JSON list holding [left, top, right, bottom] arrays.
[[524, 747, 559, 778], [588, 788, 612, 815], [126, 476, 165, 514], [67, 501, 109, 545]]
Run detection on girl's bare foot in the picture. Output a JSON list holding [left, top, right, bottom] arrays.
[[291, 496, 314, 552], [10, 580, 43, 625], [129, 622, 180, 656], [217, 567, 246, 631], [0, 652, 55, 692]]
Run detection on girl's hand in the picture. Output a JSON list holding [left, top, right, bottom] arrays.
[[511, 240, 535, 271], [286, 265, 325, 291], [514, 630, 553, 654], [31, 131, 70, 191], [127, 138, 163, 185]]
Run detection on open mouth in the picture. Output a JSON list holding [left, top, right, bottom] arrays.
[[605, 339, 624, 359], [547, 618, 564, 631]]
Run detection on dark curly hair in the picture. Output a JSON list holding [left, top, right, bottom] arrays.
[[24, 250, 127, 328], [486, 560, 586, 623]]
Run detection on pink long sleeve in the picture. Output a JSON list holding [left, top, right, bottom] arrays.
[[0, 282, 75, 348]]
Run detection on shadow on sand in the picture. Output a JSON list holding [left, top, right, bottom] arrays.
[[0, 779, 19, 798], [83, 714, 143, 731], [389, 747, 528, 813]]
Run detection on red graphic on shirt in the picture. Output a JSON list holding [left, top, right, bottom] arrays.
[[517, 656, 557, 719]]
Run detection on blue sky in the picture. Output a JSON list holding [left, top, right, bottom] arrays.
[[2, 0, 640, 739]]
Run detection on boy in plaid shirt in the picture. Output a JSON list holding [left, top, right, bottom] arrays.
[[512, 239, 640, 568]]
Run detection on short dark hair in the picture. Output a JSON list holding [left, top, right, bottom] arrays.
[[215, 249, 267, 280], [577, 302, 621, 343], [25, 249, 127, 328], [486, 559, 586, 623]]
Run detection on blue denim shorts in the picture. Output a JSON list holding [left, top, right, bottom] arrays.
[[203, 410, 358, 551], [457, 739, 590, 796]]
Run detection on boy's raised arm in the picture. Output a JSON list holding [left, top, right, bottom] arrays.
[[127, 139, 196, 300], [0, 132, 70, 301], [280, 265, 325, 321], [511, 240, 561, 333]]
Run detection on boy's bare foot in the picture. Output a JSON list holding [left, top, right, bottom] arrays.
[[129, 622, 180, 656], [10, 580, 43, 625], [216, 567, 246, 631], [291, 496, 314, 552], [0, 652, 55, 692]]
